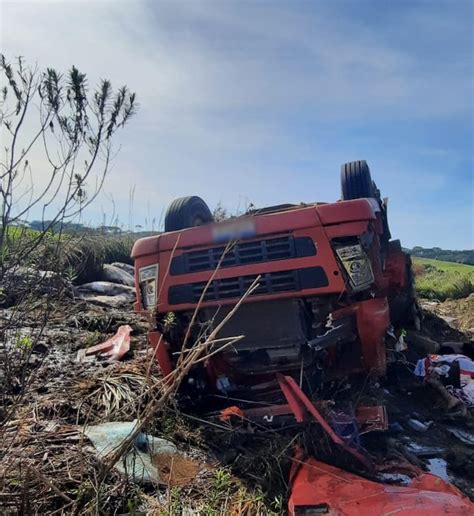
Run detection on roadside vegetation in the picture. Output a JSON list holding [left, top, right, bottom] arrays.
[[4, 224, 144, 284], [413, 257, 474, 300], [408, 246, 474, 266]]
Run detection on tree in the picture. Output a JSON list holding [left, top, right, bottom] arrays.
[[0, 55, 136, 263], [0, 54, 136, 422]]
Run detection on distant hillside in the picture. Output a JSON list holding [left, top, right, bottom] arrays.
[[407, 247, 474, 266]]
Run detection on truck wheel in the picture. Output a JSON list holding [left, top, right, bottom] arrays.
[[341, 160, 375, 200], [164, 196, 214, 232]]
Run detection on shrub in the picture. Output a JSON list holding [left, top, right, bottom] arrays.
[[57, 234, 137, 284]]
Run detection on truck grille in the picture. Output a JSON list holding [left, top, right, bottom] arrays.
[[170, 236, 316, 275], [168, 266, 328, 305]]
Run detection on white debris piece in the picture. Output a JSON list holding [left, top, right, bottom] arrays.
[[84, 421, 177, 484]]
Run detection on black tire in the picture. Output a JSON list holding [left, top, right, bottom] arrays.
[[164, 196, 214, 232], [341, 160, 375, 200]]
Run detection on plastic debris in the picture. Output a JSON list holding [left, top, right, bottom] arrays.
[[407, 418, 433, 432], [77, 325, 132, 361], [75, 281, 136, 298], [415, 354, 474, 407], [74, 281, 136, 307], [220, 406, 245, 421], [84, 420, 177, 484], [405, 442, 446, 458], [447, 427, 474, 447], [395, 329, 408, 351], [102, 264, 135, 286], [427, 458, 450, 481], [111, 262, 135, 276]]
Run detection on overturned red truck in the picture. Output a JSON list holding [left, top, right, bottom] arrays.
[[132, 160, 419, 397], [132, 161, 474, 514]]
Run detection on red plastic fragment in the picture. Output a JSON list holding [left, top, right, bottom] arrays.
[[84, 324, 132, 361], [219, 406, 245, 421]]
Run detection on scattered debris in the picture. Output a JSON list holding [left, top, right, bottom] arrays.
[[427, 457, 450, 481], [405, 442, 446, 458], [102, 263, 135, 286], [77, 324, 132, 361], [111, 262, 135, 277], [288, 455, 473, 515], [2, 269, 474, 513], [75, 281, 136, 298], [407, 418, 433, 432], [84, 420, 181, 484], [74, 281, 136, 307], [447, 427, 474, 447], [415, 353, 474, 407]]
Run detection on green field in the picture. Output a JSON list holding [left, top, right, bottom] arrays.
[[413, 257, 474, 300]]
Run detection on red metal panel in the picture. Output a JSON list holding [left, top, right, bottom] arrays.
[[131, 234, 160, 259], [356, 297, 390, 375], [131, 199, 378, 258], [132, 200, 382, 313], [148, 331, 173, 378], [385, 247, 408, 290], [324, 220, 369, 239], [156, 205, 322, 251], [316, 198, 379, 225], [355, 406, 388, 434], [288, 456, 473, 515]]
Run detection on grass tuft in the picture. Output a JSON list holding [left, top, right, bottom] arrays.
[[413, 257, 474, 300]]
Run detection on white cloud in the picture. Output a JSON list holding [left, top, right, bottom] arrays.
[[1, 0, 472, 246]]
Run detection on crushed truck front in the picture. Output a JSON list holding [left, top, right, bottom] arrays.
[[131, 194, 404, 396]]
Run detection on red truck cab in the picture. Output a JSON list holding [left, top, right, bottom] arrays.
[[132, 161, 418, 399]]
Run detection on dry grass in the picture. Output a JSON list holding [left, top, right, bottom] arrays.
[[76, 362, 156, 422], [0, 419, 136, 515], [0, 266, 280, 514]]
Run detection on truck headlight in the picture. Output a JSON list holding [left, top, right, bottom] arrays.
[[139, 264, 158, 309], [335, 244, 374, 291]]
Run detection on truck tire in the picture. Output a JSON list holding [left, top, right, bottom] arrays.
[[341, 160, 375, 200], [164, 196, 214, 232]]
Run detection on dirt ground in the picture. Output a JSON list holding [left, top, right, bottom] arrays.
[[1, 293, 473, 513], [421, 294, 474, 337]]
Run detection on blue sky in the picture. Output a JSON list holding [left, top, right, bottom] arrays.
[[1, 0, 473, 248]]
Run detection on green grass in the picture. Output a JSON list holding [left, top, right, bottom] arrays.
[[5, 226, 42, 239], [413, 257, 474, 300], [2, 226, 138, 284], [413, 257, 474, 273]]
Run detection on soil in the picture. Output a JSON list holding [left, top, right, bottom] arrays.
[[422, 294, 474, 337], [152, 453, 203, 486]]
